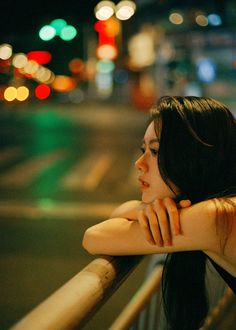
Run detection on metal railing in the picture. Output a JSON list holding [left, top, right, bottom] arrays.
[[10, 254, 236, 330], [10, 255, 143, 330]]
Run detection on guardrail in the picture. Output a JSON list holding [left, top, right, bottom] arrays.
[[10, 255, 236, 330], [10, 255, 143, 330]]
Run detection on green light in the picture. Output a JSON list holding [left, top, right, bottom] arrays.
[[39, 25, 56, 41], [60, 25, 77, 41], [50, 19, 67, 35], [38, 198, 55, 211], [96, 60, 115, 73]]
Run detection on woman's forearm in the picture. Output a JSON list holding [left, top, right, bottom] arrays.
[[110, 200, 142, 220]]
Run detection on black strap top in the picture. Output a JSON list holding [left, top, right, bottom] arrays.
[[210, 259, 236, 294]]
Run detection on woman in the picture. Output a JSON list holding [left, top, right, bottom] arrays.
[[83, 96, 236, 330]]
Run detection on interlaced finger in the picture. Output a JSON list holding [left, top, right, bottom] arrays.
[[163, 197, 181, 235], [152, 199, 172, 246], [137, 209, 155, 245], [145, 205, 163, 246]]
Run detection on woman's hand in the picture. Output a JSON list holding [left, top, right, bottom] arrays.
[[137, 198, 191, 246]]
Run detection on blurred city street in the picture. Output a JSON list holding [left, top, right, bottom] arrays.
[[1, 0, 236, 328], [0, 102, 151, 329]]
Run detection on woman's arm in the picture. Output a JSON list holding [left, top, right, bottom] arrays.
[[109, 198, 191, 246], [82, 199, 220, 256], [109, 200, 142, 220]]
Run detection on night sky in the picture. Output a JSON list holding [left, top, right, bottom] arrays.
[[0, 0, 99, 38]]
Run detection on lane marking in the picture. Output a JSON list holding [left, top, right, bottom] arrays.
[[82, 153, 114, 190], [61, 152, 114, 191], [61, 151, 100, 189], [0, 149, 66, 187], [0, 200, 118, 220]]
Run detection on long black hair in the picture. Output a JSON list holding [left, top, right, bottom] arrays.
[[149, 96, 236, 330]]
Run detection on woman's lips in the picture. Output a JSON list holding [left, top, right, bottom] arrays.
[[138, 178, 150, 189]]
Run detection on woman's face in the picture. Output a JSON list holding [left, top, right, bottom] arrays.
[[135, 121, 177, 203]]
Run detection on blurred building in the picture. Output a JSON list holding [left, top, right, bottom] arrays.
[[0, 0, 236, 109]]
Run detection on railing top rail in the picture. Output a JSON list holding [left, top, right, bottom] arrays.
[[10, 255, 143, 330]]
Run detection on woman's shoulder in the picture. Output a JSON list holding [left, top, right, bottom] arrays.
[[181, 196, 236, 224], [193, 196, 236, 275]]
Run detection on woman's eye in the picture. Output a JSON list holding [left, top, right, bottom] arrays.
[[151, 149, 158, 156], [140, 147, 145, 154]]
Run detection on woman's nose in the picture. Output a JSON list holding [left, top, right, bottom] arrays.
[[135, 154, 147, 172]]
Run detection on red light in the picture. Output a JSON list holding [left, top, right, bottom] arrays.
[[35, 84, 51, 100], [94, 18, 120, 46], [94, 18, 120, 37], [27, 51, 52, 65]]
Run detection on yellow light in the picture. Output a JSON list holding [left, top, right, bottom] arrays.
[[4, 87, 17, 101], [169, 12, 184, 25], [115, 0, 136, 20], [52, 75, 77, 92], [196, 15, 208, 26], [0, 44, 12, 60], [12, 53, 28, 68], [16, 86, 29, 101], [95, 1, 115, 21], [35, 67, 54, 83], [23, 60, 39, 75]]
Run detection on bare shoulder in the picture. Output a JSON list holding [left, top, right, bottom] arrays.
[[220, 197, 236, 259], [179, 197, 236, 233]]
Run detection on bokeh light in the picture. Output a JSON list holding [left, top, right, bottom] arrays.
[[208, 14, 222, 26], [52, 76, 77, 92], [50, 19, 67, 35], [35, 84, 51, 100], [96, 60, 115, 73], [4, 87, 17, 101], [27, 51, 52, 65], [169, 12, 184, 25], [96, 44, 118, 60], [95, 1, 115, 21], [0, 44, 12, 60], [115, 0, 136, 20], [16, 86, 29, 101], [23, 60, 39, 75], [60, 25, 77, 41], [12, 53, 28, 68], [197, 58, 216, 82], [39, 25, 56, 41], [69, 58, 84, 74], [35, 67, 54, 84], [196, 14, 208, 26]]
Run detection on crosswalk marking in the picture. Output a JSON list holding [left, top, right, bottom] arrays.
[[0, 149, 66, 187], [61, 151, 114, 191], [82, 153, 114, 190], [0, 147, 140, 193], [0, 147, 23, 165]]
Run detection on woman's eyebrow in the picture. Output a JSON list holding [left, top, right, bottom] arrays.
[[142, 138, 159, 145]]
